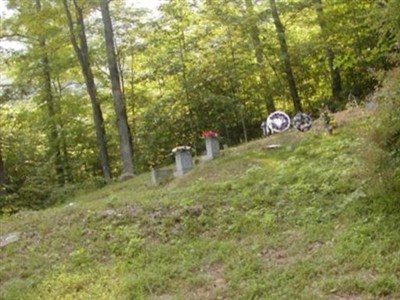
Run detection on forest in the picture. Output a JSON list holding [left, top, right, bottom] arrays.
[[0, 0, 399, 212]]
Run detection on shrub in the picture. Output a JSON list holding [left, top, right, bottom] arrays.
[[365, 67, 400, 211]]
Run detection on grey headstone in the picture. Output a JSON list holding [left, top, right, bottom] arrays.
[[150, 168, 174, 185], [174, 151, 193, 176], [205, 137, 220, 159], [0, 232, 20, 248]]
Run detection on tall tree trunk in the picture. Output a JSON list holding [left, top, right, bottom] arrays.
[[129, 48, 136, 155], [269, 0, 302, 112], [228, 27, 248, 143], [177, 23, 198, 155], [245, 0, 276, 114], [100, 0, 134, 178], [315, 0, 342, 102], [62, 0, 111, 182], [35, 0, 64, 185], [55, 77, 73, 183], [0, 139, 6, 196]]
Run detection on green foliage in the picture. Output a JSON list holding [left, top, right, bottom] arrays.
[[0, 0, 398, 210], [366, 68, 400, 211], [373, 69, 400, 152]]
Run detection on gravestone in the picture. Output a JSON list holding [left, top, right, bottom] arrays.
[[0, 232, 20, 248], [174, 151, 193, 176], [150, 168, 174, 185], [205, 137, 220, 160], [261, 121, 268, 137]]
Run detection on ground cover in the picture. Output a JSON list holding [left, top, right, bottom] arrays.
[[1, 108, 399, 300]]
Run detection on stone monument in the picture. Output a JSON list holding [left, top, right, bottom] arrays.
[[150, 167, 174, 185], [202, 131, 220, 160], [205, 137, 220, 159], [172, 146, 193, 176]]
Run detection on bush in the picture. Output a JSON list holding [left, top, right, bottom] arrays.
[[373, 68, 400, 153], [366, 67, 400, 210]]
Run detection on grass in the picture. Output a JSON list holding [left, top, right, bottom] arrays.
[[1, 110, 400, 299]]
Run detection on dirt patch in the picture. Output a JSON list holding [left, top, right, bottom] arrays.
[[208, 263, 226, 289], [328, 295, 365, 300], [184, 263, 227, 300], [149, 264, 227, 300], [259, 247, 291, 266], [307, 240, 325, 255], [153, 295, 173, 300], [259, 230, 304, 267]]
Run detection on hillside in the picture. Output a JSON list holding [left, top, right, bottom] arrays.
[[1, 108, 400, 300]]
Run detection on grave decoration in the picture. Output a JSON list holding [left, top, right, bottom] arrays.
[[172, 145, 193, 176], [322, 109, 337, 134], [265, 111, 291, 135], [292, 112, 312, 132], [201, 131, 220, 159], [201, 131, 219, 139], [172, 145, 192, 153]]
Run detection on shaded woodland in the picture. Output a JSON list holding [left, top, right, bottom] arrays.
[[0, 0, 399, 211]]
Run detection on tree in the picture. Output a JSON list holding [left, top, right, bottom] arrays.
[[0, 0, 397, 212], [100, 0, 134, 178], [62, 0, 111, 181], [245, 0, 276, 114], [315, 0, 342, 103], [226, 26, 249, 143], [197, 0, 256, 142], [0, 138, 6, 195], [159, 0, 200, 153], [269, 0, 302, 112], [34, 0, 65, 184]]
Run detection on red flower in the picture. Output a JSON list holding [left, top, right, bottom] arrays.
[[201, 131, 219, 138]]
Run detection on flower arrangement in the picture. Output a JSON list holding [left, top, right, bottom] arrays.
[[321, 110, 337, 135], [172, 145, 191, 154], [201, 131, 219, 138]]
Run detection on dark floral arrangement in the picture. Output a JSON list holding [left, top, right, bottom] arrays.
[[201, 131, 219, 138], [292, 112, 312, 132]]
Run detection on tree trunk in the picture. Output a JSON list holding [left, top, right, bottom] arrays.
[[245, 0, 276, 114], [100, 0, 134, 178], [177, 24, 199, 155], [55, 77, 73, 183], [228, 28, 248, 143], [0, 139, 7, 195], [129, 48, 136, 159], [315, 0, 342, 102], [63, 0, 111, 182], [35, 0, 65, 185], [269, 0, 302, 112]]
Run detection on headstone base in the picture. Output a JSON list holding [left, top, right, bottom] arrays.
[[150, 168, 174, 185]]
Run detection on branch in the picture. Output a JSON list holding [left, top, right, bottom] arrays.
[[0, 33, 35, 43]]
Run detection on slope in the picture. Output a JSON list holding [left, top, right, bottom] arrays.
[[1, 108, 399, 300]]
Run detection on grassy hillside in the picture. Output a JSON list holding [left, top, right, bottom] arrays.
[[1, 108, 400, 300]]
